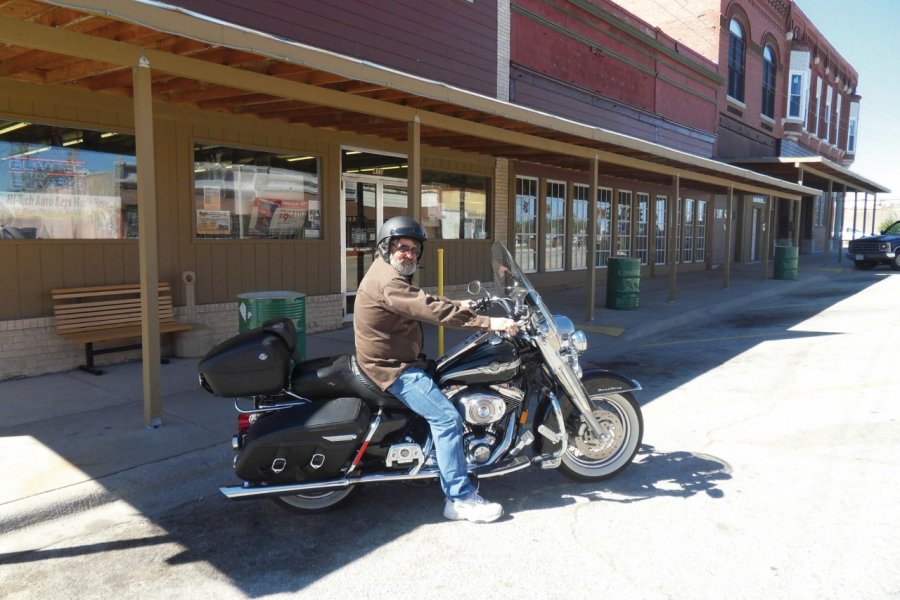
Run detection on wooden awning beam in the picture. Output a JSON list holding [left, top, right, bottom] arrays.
[[0, 13, 817, 200]]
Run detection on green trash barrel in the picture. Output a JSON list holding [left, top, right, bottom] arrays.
[[606, 257, 641, 310], [237, 291, 306, 359], [773, 246, 799, 280]]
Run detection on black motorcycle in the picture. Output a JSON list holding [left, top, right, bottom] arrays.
[[199, 241, 643, 513]]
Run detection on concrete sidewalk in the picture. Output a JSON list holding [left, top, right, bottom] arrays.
[[0, 252, 849, 553]]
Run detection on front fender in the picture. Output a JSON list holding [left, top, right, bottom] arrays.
[[532, 368, 641, 455], [580, 368, 642, 396]]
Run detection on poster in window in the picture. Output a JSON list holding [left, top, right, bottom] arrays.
[[197, 209, 232, 235], [0, 191, 120, 239], [249, 195, 320, 239], [249, 197, 304, 237], [203, 186, 222, 210], [267, 198, 307, 236]]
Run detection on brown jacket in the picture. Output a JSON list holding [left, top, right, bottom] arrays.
[[353, 257, 490, 390]]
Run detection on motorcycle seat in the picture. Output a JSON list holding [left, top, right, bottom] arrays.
[[290, 354, 407, 411]]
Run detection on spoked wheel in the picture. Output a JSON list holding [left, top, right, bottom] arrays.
[[271, 486, 356, 514], [559, 392, 643, 482]]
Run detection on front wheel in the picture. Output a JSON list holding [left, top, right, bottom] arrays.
[[890, 254, 900, 272], [271, 485, 356, 514], [559, 392, 643, 481]]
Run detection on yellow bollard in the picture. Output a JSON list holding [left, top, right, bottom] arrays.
[[437, 248, 444, 356]]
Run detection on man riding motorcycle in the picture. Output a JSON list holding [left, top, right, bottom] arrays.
[[353, 216, 517, 523]]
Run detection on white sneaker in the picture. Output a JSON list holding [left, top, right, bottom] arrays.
[[443, 492, 503, 523]]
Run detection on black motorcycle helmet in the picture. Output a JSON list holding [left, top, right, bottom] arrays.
[[376, 216, 427, 262]]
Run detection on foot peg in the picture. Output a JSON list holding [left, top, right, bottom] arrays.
[[532, 454, 562, 469], [538, 425, 563, 444], [386, 443, 425, 468]]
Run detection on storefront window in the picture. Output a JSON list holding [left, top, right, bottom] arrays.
[[814, 196, 826, 227], [193, 144, 320, 240], [0, 120, 137, 240], [545, 180, 566, 272], [515, 176, 538, 273], [683, 197, 695, 263], [655, 196, 667, 265], [635, 193, 649, 265], [696, 200, 707, 262], [571, 184, 588, 270], [421, 171, 489, 240], [595, 187, 612, 268], [616, 190, 632, 257]]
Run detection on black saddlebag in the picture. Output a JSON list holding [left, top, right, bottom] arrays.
[[235, 397, 371, 483], [198, 320, 294, 397]]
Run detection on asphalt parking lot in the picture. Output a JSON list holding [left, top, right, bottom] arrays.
[[2, 256, 898, 599]]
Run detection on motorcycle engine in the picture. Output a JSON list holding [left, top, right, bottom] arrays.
[[458, 391, 507, 425], [445, 384, 524, 465]]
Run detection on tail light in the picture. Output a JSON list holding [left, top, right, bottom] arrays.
[[232, 413, 252, 451], [237, 413, 251, 435]]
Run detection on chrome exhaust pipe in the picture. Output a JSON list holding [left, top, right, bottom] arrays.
[[219, 469, 440, 500], [219, 454, 536, 500]]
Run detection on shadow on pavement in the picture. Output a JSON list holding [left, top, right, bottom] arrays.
[[0, 265, 894, 595]]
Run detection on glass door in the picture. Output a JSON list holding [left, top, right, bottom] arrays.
[[341, 175, 408, 321]]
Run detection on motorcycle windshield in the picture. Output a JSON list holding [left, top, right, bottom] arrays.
[[489, 241, 614, 437], [490, 242, 576, 379]]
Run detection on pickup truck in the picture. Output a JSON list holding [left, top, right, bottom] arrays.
[[846, 220, 900, 270]]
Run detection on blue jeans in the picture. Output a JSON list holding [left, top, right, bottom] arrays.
[[387, 368, 476, 501]]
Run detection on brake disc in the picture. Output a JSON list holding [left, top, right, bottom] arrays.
[[572, 408, 621, 459]]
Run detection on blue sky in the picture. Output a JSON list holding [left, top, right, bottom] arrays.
[[796, 0, 900, 198]]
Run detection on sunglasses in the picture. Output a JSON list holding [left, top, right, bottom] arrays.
[[392, 243, 421, 257]]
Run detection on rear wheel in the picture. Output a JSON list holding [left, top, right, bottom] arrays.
[[271, 486, 356, 514], [559, 392, 643, 481]]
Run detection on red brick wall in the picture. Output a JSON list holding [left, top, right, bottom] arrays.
[[164, 0, 499, 97], [510, 0, 718, 150], [713, 1, 788, 158], [512, 0, 656, 112]]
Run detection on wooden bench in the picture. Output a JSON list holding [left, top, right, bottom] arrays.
[[52, 283, 193, 375]]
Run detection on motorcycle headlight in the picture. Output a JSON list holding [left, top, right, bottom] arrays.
[[554, 315, 575, 336], [571, 330, 587, 354], [553, 315, 587, 353]]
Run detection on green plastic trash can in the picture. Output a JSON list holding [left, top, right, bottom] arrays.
[[773, 246, 799, 280], [606, 257, 641, 310], [237, 291, 306, 359]]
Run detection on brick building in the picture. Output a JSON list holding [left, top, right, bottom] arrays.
[[0, 1, 884, 415], [625, 0, 888, 255]]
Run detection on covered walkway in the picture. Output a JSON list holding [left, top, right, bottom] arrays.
[[0, 0, 820, 424]]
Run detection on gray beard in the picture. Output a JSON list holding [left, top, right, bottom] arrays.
[[389, 255, 417, 277]]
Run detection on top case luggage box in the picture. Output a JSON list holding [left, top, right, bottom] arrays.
[[199, 327, 292, 397]]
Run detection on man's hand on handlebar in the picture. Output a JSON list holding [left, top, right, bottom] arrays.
[[463, 298, 492, 312], [489, 317, 518, 335]]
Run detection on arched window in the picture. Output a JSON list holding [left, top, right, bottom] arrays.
[[727, 18, 746, 102], [761, 45, 776, 118]]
